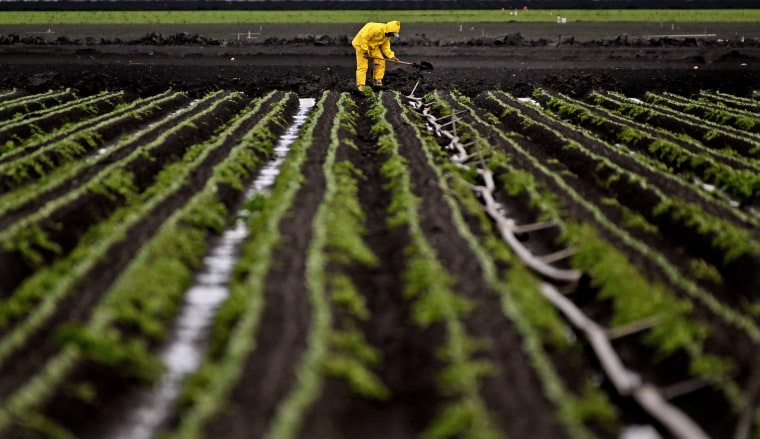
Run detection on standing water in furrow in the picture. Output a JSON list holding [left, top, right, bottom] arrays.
[[105, 98, 316, 439]]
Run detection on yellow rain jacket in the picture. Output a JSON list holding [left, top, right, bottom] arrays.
[[352, 20, 400, 59], [352, 21, 401, 89]]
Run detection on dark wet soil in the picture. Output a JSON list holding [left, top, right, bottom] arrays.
[[2, 22, 760, 98], [2, 20, 760, 439]]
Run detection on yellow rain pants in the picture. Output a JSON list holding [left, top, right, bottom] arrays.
[[351, 21, 400, 88]]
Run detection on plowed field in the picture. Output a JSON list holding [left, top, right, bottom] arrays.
[[1, 22, 760, 439]]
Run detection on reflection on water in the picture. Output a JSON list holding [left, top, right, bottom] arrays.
[[106, 97, 315, 439]]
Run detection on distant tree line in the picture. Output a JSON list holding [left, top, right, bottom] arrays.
[[0, 0, 757, 10]]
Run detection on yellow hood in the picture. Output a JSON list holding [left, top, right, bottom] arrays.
[[385, 20, 400, 37]]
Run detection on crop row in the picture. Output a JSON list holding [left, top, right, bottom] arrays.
[[421, 87, 760, 437], [0, 86, 758, 438], [0, 88, 298, 437]]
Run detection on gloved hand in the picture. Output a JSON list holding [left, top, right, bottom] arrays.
[[391, 57, 400, 63], [363, 51, 370, 59]]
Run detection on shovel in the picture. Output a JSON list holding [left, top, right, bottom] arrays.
[[365, 55, 433, 72]]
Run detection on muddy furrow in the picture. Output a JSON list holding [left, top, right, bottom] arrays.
[[296, 93, 445, 439], [384, 91, 572, 438], [202, 91, 339, 439]]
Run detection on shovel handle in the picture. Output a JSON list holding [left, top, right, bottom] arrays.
[[364, 54, 413, 66]]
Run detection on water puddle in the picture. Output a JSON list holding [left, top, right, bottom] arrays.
[[105, 97, 315, 439], [517, 97, 541, 107]]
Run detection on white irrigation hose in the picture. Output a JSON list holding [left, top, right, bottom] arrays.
[[418, 101, 582, 284], [406, 91, 711, 439], [479, 177, 583, 283], [539, 283, 640, 393], [633, 385, 710, 439], [541, 283, 709, 439]]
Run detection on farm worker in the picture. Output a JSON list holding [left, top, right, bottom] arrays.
[[352, 20, 401, 92]]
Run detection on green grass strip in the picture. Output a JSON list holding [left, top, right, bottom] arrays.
[[1, 9, 759, 25]]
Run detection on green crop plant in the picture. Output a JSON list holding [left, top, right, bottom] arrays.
[[315, 95, 388, 404], [733, 116, 756, 131], [614, 102, 652, 121], [648, 138, 691, 166], [54, 325, 162, 384], [600, 91, 760, 160], [547, 90, 760, 211], [0, 91, 123, 140], [374, 92, 503, 438], [0, 90, 179, 178], [1, 223, 61, 270], [15, 412, 75, 439], [328, 274, 370, 321], [0, 90, 237, 248], [381, 154, 419, 228], [403, 250, 475, 327], [325, 161, 377, 267], [0, 92, 189, 221], [617, 126, 647, 146], [600, 197, 658, 235], [323, 323, 389, 400], [564, 223, 707, 354], [2, 140, 14, 154], [653, 200, 760, 264], [688, 258, 723, 284], [650, 91, 760, 133], [217, 130, 276, 190], [87, 168, 138, 203], [516, 90, 752, 251], [267, 92, 374, 438]]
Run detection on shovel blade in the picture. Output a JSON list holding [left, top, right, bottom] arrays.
[[416, 61, 434, 72]]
